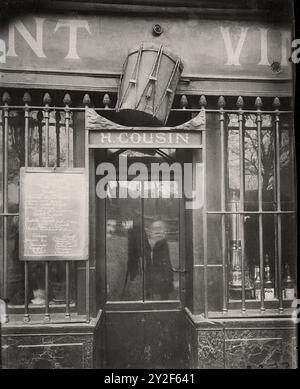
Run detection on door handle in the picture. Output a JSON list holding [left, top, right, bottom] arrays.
[[172, 267, 187, 274]]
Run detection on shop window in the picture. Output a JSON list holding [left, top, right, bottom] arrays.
[[205, 96, 296, 314], [0, 90, 78, 321]]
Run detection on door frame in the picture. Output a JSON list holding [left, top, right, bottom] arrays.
[[84, 108, 205, 317]]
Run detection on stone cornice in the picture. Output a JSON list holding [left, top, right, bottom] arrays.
[[0, 0, 293, 23]]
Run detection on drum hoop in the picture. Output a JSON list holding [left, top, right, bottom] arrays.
[[128, 43, 184, 70], [153, 59, 180, 120], [116, 44, 143, 110]]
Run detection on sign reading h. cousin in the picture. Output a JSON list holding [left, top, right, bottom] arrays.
[[86, 108, 205, 148], [89, 131, 202, 149], [0, 13, 293, 94]]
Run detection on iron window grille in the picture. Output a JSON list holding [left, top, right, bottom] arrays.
[[0, 90, 296, 322]]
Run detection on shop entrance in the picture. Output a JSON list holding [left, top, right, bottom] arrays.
[[94, 148, 188, 368]]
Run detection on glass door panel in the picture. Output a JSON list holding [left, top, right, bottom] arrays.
[[106, 181, 143, 301], [106, 180, 180, 303], [143, 181, 180, 301]]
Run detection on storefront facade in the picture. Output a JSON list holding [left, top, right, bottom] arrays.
[[0, 0, 297, 369]]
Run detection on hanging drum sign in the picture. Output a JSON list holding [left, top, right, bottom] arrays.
[[116, 42, 184, 126]]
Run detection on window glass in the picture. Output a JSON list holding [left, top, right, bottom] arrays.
[[225, 111, 296, 304], [106, 179, 180, 302], [280, 116, 294, 211]]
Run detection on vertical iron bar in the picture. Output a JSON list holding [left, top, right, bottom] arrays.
[[65, 110, 70, 167], [45, 110, 49, 168], [200, 98, 208, 317], [24, 107, 29, 167], [64, 97, 71, 319], [2, 95, 9, 323], [65, 261, 70, 319], [37, 112, 43, 167], [44, 260, 50, 321], [272, 123, 278, 299], [237, 97, 246, 312], [24, 262, 29, 321], [277, 212, 283, 311], [141, 193, 145, 302], [44, 94, 50, 321], [274, 211, 279, 298], [55, 111, 60, 168], [24, 96, 30, 322], [84, 96, 90, 322], [274, 99, 283, 312], [256, 98, 265, 311], [218, 96, 227, 313]]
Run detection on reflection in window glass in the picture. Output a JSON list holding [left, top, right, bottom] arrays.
[[106, 180, 180, 302], [106, 181, 143, 301], [280, 118, 294, 211], [227, 114, 276, 212], [144, 181, 179, 301]]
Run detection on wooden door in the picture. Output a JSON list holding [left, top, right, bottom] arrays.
[[105, 310, 187, 369], [95, 149, 187, 368]]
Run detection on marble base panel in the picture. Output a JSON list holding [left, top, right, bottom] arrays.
[[184, 309, 297, 369], [1, 312, 103, 369]]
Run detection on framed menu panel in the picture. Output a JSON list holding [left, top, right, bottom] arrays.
[[19, 168, 88, 261]]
